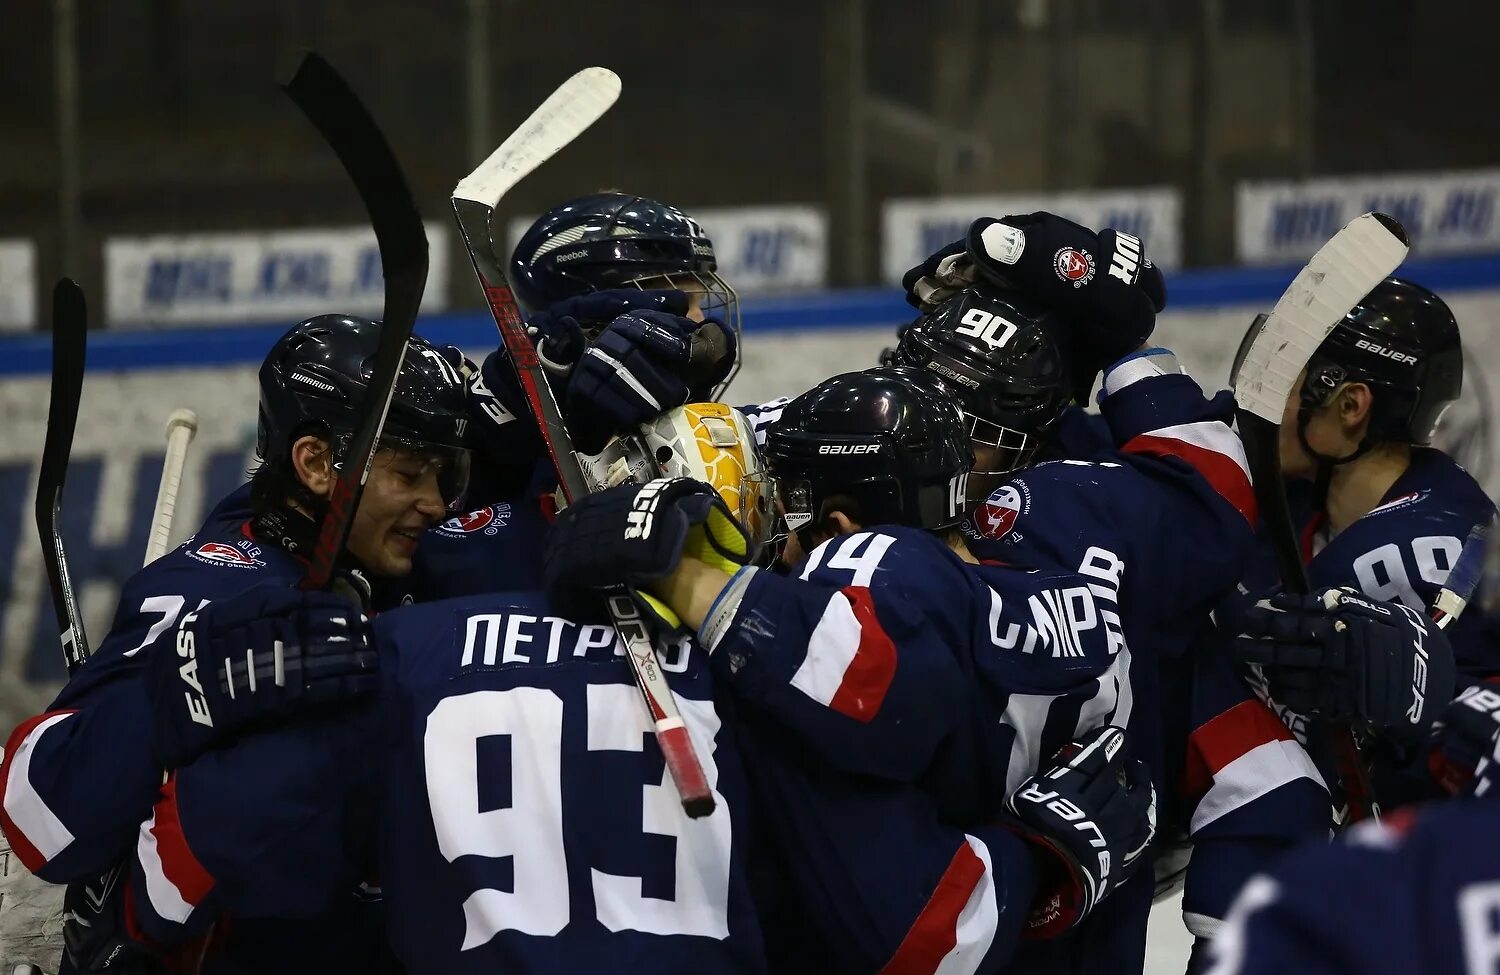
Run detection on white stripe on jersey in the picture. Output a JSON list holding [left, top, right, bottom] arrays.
[[1191, 739, 1326, 833], [936, 835, 1000, 975], [1134, 420, 1251, 483], [3, 713, 77, 862], [789, 595, 863, 709], [137, 809, 196, 924]]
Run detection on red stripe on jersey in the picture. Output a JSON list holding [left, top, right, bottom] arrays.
[[1182, 699, 1295, 802], [150, 774, 216, 909], [1123, 433, 1258, 525], [0, 710, 78, 872], [829, 586, 899, 723], [880, 840, 987, 975]]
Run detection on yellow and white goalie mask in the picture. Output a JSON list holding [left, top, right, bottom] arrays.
[[584, 403, 775, 557]]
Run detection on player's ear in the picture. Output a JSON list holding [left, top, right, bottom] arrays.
[[827, 510, 861, 535], [1337, 382, 1375, 431], [291, 435, 335, 499]]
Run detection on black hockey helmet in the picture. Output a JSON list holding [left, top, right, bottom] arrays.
[[764, 366, 975, 549], [887, 287, 1072, 475], [509, 191, 739, 327], [1299, 277, 1463, 449], [256, 315, 474, 509]]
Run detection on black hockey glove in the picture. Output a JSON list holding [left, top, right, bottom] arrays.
[[62, 863, 164, 974], [567, 309, 736, 454], [1234, 586, 1456, 751], [1000, 726, 1156, 939], [903, 212, 1167, 399], [1430, 680, 1500, 794], [544, 477, 752, 628], [146, 585, 378, 770]]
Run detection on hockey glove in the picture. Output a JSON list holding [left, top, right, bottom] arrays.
[[1430, 680, 1500, 794], [1001, 726, 1156, 939], [544, 477, 752, 629], [146, 585, 378, 770], [1234, 586, 1456, 750], [62, 863, 163, 974], [567, 309, 737, 454]]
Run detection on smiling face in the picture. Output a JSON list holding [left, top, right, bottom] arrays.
[[292, 436, 450, 577]]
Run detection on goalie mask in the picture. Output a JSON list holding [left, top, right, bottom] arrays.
[[764, 366, 975, 552], [888, 288, 1072, 481], [581, 403, 775, 556]]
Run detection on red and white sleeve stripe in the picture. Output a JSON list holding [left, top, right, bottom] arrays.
[[0, 711, 79, 872], [136, 774, 215, 925], [1123, 420, 1256, 526], [1183, 700, 1325, 833], [788, 586, 898, 723], [881, 834, 1000, 975]]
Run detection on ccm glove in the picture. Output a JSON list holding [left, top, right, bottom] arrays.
[[1234, 586, 1456, 750], [1001, 726, 1156, 939], [147, 586, 378, 769], [544, 477, 751, 628]]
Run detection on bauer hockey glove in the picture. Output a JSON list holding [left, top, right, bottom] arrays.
[[1430, 680, 1500, 794], [1234, 586, 1456, 751], [544, 477, 752, 630], [146, 585, 379, 770], [1000, 726, 1156, 939]]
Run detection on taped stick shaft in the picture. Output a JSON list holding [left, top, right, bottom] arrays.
[[145, 409, 198, 565]]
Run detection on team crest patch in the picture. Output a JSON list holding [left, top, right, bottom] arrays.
[[188, 540, 266, 568], [1052, 247, 1095, 288], [438, 503, 512, 536], [973, 484, 1028, 540]]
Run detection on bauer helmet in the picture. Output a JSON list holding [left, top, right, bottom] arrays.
[[1298, 277, 1463, 448], [764, 366, 974, 550]]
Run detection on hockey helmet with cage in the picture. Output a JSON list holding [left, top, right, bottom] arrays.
[[764, 366, 975, 550], [1296, 276, 1463, 450], [580, 403, 776, 556], [257, 315, 474, 510], [509, 191, 739, 331], [888, 287, 1072, 478]]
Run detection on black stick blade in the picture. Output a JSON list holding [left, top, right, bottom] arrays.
[[281, 52, 429, 590]]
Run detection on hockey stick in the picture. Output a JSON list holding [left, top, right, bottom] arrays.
[[35, 278, 90, 675], [453, 68, 716, 818], [1431, 515, 1494, 630], [280, 52, 428, 592], [143, 409, 199, 566], [1234, 211, 1410, 822]]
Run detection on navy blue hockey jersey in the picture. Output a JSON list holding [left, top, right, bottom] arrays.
[[1181, 447, 1498, 947], [1204, 791, 1500, 975]]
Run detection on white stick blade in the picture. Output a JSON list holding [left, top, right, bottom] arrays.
[[452, 67, 621, 206], [1235, 212, 1409, 422]]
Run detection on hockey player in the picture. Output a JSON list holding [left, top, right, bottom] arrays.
[[411, 190, 742, 601], [75, 399, 1155, 975], [546, 349, 1254, 971], [1174, 279, 1498, 958], [0, 315, 471, 973], [1203, 720, 1500, 975]]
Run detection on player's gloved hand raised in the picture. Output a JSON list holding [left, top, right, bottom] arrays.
[[903, 212, 1166, 397], [566, 308, 737, 455], [1429, 680, 1500, 794], [1234, 586, 1456, 750], [146, 585, 378, 770], [1000, 726, 1156, 939], [544, 477, 751, 629]]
